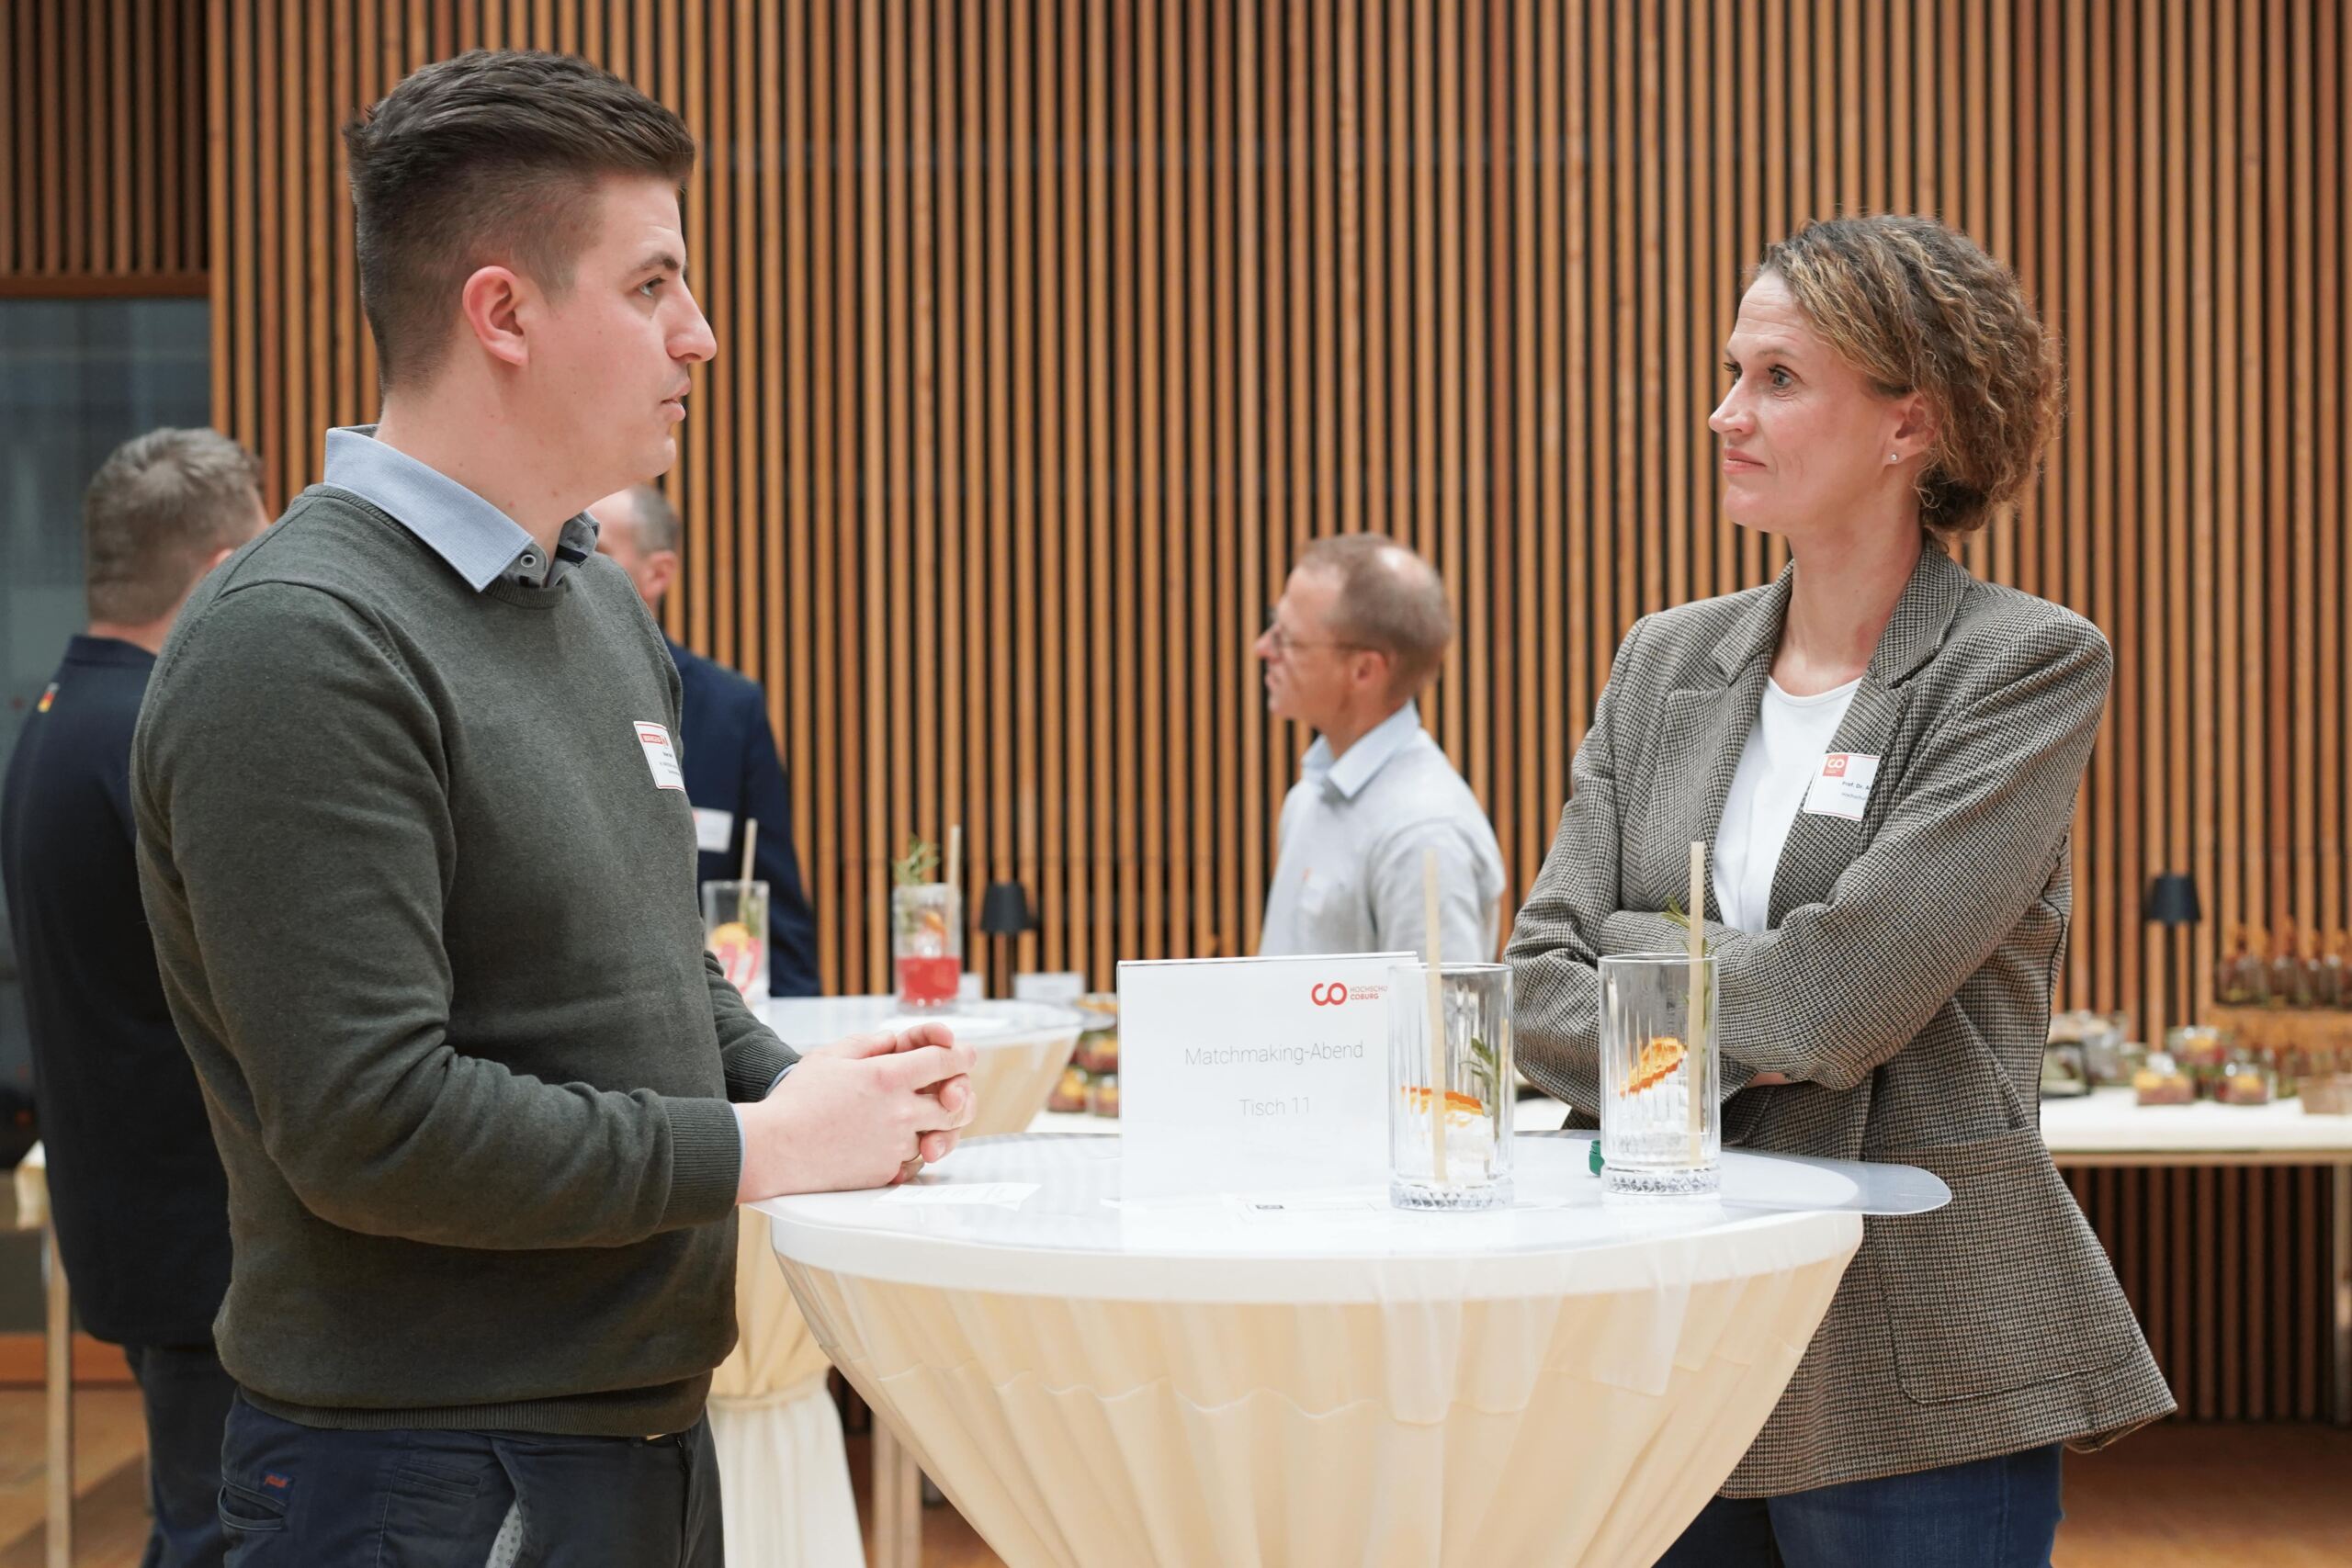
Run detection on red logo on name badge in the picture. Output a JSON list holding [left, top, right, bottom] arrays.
[[1822, 753, 1849, 778], [1309, 981, 1349, 1007]]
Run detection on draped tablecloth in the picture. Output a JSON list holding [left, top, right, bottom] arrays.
[[707, 1206, 865, 1568], [717, 998, 1087, 1565], [761, 1134, 1868, 1568]]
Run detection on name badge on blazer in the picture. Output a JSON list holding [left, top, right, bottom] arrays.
[[692, 807, 734, 853], [1803, 751, 1882, 821]]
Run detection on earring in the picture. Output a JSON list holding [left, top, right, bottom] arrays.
[[1886, 452, 1900, 464]]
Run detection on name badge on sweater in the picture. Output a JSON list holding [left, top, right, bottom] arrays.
[[635, 723, 685, 791], [692, 807, 734, 852], [1803, 751, 1881, 821]]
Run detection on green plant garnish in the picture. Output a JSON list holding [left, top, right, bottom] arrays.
[[1661, 897, 1714, 1055], [891, 837, 940, 887], [1466, 1032, 1501, 1109], [1660, 896, 1718, 955]]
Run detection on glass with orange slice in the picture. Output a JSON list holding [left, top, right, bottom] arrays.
[[702, 879, 771, 999], [1597, 953, 1721, 1196], [1388, 962, 1514, 1210]]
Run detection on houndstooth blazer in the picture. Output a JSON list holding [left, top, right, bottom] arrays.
[[1509, 546, 2175, 1498]]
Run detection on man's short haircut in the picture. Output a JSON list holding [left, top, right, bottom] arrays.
[[343, 50, 698, 389], [605, 483, 681, 556], [1296, 533, 1453, 696], [82, 428, 265, 624]]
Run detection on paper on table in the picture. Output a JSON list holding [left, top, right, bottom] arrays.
[[1224, 1192, 1386, 1215], [1012, 971, 1089, 1004], [876, 1181, 1041, 1207]]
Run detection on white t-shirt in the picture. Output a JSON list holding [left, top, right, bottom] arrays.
[[1713, 675, 1864, 934]]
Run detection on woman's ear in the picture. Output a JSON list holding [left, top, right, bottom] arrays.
[[1891, 390, 1939, 463]]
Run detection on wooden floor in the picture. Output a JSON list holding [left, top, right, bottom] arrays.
[[0, 1394, 2344, 1565], [0, 1390, 157, 1568], [2051, 1423, 2352, 1568]]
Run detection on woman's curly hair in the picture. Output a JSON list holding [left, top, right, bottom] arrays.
[[1758, 214, 2063, 539]]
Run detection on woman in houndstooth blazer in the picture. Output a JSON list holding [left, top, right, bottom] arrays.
[[1510, 215, 2173, 1567]]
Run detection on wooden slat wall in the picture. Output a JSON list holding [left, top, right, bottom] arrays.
[[187, 0, 2344, 1416], [0, 0, 207, 291], [2065, 1167, 2341, 1424], [199, 0, 2348, 1035]]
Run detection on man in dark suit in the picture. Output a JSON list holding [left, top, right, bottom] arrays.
[[2, 428, 268, 1568], [590, 483, 820, 995]]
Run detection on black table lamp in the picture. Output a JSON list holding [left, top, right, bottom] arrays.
[[979, 882, 1039, 994], [2143, 873, 2203, 1032]]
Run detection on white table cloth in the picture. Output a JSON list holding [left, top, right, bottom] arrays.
[[707, 1207, 865, 1568], [14, 1145, 74, 1564], [763, 1134, 1869, 1568], [2040, 1086, 2352, 1424], [723, 997, 1087, 1565], [2037, 1084, 2352, 1157]]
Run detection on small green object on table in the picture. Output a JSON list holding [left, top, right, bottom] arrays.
[[1588, 1138, 1604, 1176]]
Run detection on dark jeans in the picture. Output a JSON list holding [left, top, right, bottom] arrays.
[[216, 1393, 724, 1567], [1656, 1444, 2064, 1568], [120, 1341, 239, 1568]]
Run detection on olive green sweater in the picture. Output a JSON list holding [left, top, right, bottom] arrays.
[[133, 486, 794, 1436]]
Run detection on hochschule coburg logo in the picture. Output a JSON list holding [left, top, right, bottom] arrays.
[[1309, 981, 1388, 1007]]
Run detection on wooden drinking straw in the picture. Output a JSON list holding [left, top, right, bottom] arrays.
[[739, 819, 759, 889], [1688, 840, 1706, 1162], [1423, 849, 1448, 1184], [945, 824, 962, 891]]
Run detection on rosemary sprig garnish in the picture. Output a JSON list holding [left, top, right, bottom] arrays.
[[890, 837, 940, 887], [1466, 1032, 1500, 1109], [1660, 895, 1717, 954], [1660, 896, 1714, 1055]]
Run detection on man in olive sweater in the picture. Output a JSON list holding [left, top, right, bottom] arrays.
[[132, 51, 973, 1563]]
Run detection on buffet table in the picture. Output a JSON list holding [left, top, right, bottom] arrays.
[[762, 1134, 1870, 1568], [736, 998, 1085, 1567], [2039, 1088, 2352, 1424]]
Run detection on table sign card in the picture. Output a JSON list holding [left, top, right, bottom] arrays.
[[1012, 970, 1089, 1004], [1116, 953, 1416, 1201]]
